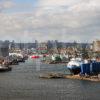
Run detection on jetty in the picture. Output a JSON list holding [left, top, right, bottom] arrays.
[[39, 73, 100, 82]]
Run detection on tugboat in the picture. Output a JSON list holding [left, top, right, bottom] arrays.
[[67, 58, 83, 75]]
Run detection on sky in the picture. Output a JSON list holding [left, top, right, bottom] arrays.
[[0, 0, 100, 43]]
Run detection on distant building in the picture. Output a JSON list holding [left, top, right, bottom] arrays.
[[0, 41, 9, 57], [93, 40, 100, 52], [9, 40, 15, 50], [35, 40, 38, 49], [37, 42, 47, 54]]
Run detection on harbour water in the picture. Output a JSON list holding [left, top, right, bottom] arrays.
[[0, 59, 100, 100]]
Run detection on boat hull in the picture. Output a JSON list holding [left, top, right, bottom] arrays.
[[67, 66, 81, 75], [0, 67, 12, 72], [31, 56, 40, 59]]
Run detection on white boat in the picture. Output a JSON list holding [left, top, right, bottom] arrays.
[[67, 58, 83, 74]]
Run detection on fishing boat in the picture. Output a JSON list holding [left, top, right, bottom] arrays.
[[67, 58, 83, 75]]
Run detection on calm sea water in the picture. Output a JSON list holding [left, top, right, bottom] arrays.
[[0, 58, 100, 100]]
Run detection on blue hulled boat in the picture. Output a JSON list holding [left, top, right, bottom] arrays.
[[67, 58, 100, 75]]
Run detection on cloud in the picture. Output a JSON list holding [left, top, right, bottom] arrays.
[[33, 0, 100, 42], [0, 0, 14, 11], [0, 0, 100, 42]]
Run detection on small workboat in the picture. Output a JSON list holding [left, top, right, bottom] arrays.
[[67, 58, 83, 75], [0, 65, 12, 72]]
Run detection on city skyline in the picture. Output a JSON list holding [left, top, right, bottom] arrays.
[[0, 0, 100, 42]]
